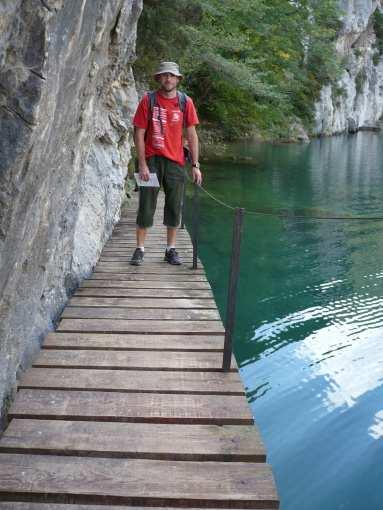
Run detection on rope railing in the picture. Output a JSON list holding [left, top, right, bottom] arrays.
[[182, 174, 383, 372]]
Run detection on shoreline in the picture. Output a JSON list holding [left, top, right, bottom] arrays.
[[199, 125, 382, 163]]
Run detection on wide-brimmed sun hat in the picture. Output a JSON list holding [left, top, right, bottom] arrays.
[[154, 61, 183, 80]]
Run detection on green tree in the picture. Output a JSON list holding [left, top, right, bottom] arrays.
[[135, 0, 343, 140]]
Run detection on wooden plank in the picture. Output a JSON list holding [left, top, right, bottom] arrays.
[[107, 244, 194, 249], [0, 506, 277, 510], [104, 247, 194, 253], [110, 231, 190, 237], [88, 273, 208, 281], [0, 506, 275, 510], [74, 288, 214, 298], [112, 223, 188, 228], [105, 241, 193, 247], [100, 256, 196, 262], [101, 249, 194, 254], [68, 297, 217, 308], [0, 507, 277, 510], [115, 221, 165, 225], [101, 248, 194, 253], [97, 256, 200, 263], [32, 350, 235, 371], [0, 454, 278, 507], [112, 228, 188, 232], [96, 266, 201, 272], [0, 420, 265, 462], [43, 333, 224, 351], [95, 261, 204, 270], [111, 228, 190, 233], [95, 260, 201, 267], [61, 307, 220, 321], [8, 390, 253, 424], [57, 319, 225, 335], [110, 246, 196, 253], [118, 219, 171, 223], [102, 244, 193, 249], [112, 236, 181, 240], [107, 233, 191, 238], [110, 229, 190, 233], [110, 237, 192, 243], [94, 266, 204, 274], [111, 229, 189, 234], [18, 368, 243, 395], [105, 248, 194, 253], [80, 280, 211, 289], [97, 257, 201, 264], [99, 256, 197, 262], [105, 244, 193, 249], [1, 505, 231, 510]]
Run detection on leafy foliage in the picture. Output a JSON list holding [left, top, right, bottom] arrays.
[[373, 8, 383, 55], [135, 0, 343, 140]]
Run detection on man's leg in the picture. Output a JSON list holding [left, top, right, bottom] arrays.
[[137, 227, 147, 248], [130, 226, 147, 266], [167, 227, 177, 249], [130, 157, 161, 265], [163, 159, 185, 265]]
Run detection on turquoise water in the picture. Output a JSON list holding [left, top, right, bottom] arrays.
[[186, 132, 383, 510]]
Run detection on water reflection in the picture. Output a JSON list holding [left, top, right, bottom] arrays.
[[368, 411, 383, 440], [296, 321, 383, 410]]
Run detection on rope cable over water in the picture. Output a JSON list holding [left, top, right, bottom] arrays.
[[186, 174, 383, 222]]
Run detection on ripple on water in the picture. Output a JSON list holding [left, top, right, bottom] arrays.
[[245, 284, 383, 412]]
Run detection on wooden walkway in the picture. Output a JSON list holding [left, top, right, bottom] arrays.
[[0, 195, 279, 508]]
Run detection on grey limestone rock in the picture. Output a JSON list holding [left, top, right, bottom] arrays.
[[314, 0, 383, 135], [0, 0, 142, 424]]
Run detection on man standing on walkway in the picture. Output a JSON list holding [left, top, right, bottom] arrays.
[[130, 61, 202, 266]]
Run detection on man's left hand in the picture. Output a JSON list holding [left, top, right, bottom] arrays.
[[192, 167, 202, 186]]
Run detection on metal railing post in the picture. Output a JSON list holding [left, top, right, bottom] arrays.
[[222, 207, 245, 371], [192, 184, 200, 269]]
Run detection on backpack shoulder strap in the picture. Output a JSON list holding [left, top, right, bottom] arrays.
[[177, 91, 188, 112], [147, 91, 157, 112], [177, 91, 189, 128], [146, 91, 157, 131]]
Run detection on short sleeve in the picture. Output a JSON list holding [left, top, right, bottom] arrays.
[[184, 97, 199, 127], [133, 95, 149, 129]]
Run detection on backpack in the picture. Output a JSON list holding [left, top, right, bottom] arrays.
[[146, 90, 189, 131]]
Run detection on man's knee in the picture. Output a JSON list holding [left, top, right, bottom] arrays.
[[163, 198, 183, 227]]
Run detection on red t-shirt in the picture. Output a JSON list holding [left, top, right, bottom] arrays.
[[133, 91, 199, 166]]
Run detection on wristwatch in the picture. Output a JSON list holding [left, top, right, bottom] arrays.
[[192, 162, 200, 169]]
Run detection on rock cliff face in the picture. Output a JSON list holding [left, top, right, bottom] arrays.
[[0, 0, 142, 423], [314, 0, 383, 135]]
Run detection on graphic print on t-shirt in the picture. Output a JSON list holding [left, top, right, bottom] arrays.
[[152, 106, 167, 149], [170, 110, 181, 124]]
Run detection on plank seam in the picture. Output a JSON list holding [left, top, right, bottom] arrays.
[[31, 365, 237, 372], [0, 447, 265, 462]]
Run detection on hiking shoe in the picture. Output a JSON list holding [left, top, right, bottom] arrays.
[[130, 248, 144, 266], [164, 248, 182, 265]]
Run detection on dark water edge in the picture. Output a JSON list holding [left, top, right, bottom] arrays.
[[185, 131, 383, 510]]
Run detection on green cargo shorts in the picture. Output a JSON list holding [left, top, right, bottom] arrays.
[[136, 155, 186, 228]]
